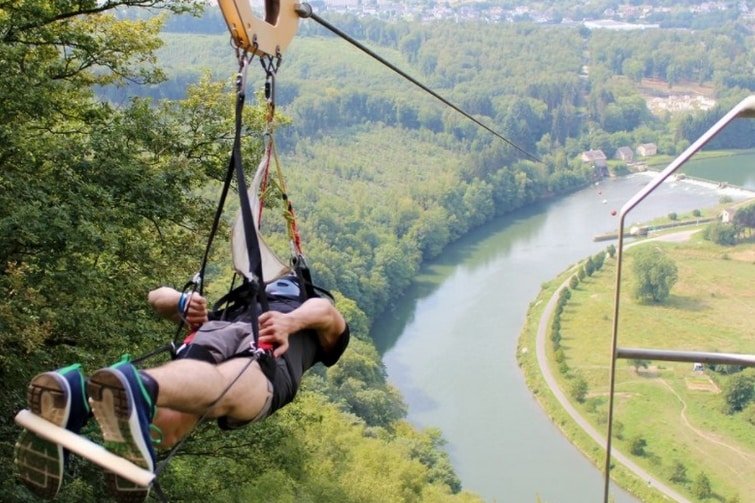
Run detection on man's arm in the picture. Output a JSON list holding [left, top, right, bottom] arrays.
[[148, 287, 208, 326], [257, 298, 347, 358]]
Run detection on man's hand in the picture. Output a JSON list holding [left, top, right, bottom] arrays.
[[257, 298, 346, 358], [148, 287, 208, 326], [257, 310, 298, 358], [182, 292, 208, 327]]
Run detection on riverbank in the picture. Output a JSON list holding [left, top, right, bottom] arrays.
[[518, 228, 755, 502], [516, 266, 666, 503]]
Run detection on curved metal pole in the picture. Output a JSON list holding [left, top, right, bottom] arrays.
[[602, 95, 755, 503], [603, 210, 627, 502]]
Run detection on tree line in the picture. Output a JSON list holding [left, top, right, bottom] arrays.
[[139, 14, 754, 163]]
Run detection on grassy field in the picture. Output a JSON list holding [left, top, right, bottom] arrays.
[[517, 266, 666, 503], [551, 234, 754, 502]]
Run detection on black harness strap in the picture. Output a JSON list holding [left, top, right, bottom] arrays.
[[164, 53, 270, 352], [230, 55, 269, 351], [150, 51, 273, 494]]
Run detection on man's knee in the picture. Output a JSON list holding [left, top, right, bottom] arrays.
[[216, 358, 273, 422], [153, 408, 199, 448]]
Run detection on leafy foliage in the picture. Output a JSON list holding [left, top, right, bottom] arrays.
[[570, 374, 588, 403], [569, 275, 579, 289], [723, 371, 755, 415], [0, 2, 488, 501], [669, 460, 687, 484], [630, 246, 678, 303], [3, 3, 753, 501], [0, 5, 221, 498], [584, 256, 595, 277], [732, 202, 755, 237], [630, 359, 650, 372], [693, 471, 713, 500], [703, 221, 739, 246], [629, 435, 647, 456]]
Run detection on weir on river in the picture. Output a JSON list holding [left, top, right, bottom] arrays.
[[372, 170, 753, 503]]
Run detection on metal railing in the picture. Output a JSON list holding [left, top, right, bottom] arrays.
[[616, 348, 755, 367], [603, 95, 755, 503]]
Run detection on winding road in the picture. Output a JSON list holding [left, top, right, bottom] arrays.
[[534, 232, 700, 503]]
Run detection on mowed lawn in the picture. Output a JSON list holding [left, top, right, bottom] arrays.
[[555, 235, 754, 502]]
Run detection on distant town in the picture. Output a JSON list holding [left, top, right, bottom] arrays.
[[309, 0, 754, 29]]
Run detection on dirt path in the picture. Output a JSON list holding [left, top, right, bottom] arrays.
[[659, 379, 755, 475]]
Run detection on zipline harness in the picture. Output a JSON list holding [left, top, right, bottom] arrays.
[[135, 20, 320, 498]]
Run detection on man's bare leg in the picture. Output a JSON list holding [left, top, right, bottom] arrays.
[[145, 357, 272, 428]]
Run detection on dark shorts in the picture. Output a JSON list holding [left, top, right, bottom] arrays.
[[176, 298, 348, 425], [181, 320, 259, 363]]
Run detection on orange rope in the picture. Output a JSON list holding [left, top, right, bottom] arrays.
[[268, 135, 303, 255], [256, 140, 273, 225]]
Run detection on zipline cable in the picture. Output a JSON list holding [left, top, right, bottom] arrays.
[[294, 2, 543, 165]]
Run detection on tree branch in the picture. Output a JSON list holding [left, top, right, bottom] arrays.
[[3, 0, 199, 43]]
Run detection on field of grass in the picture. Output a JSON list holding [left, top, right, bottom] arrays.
[[554, 235, 754, 502], [517, 267, 666, 503]]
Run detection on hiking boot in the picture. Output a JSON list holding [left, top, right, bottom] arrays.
[[14, 364, 90, 499], [87, 355, 157, 503]]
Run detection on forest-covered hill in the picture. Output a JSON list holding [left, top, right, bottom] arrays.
[[1, 1, 753, 501]]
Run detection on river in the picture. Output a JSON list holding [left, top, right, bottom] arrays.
[[372, 169, 754, 503], [681, 149, 755, 189]]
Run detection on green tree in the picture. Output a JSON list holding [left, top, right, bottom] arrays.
[[592, 251, 606, 271], [669, 460, 687, 483], [630, 359, 651, 373], [397, 425, 462, 493], [578, 266, 586, 280], [631, 246, 678, 303], [569, 275, 579, 289], [723, 372, 754, 414], [584, 256, 595, 276], [613, 420, 625, 440], [606, 244, 616, 258], [692, 471, 713, 500], [629, 435, 647, 456], [555, 348, 566, 363], [703, 222, 738, 246], [570, 375, 588, 403], [732, 203, 755, 237], [745, 402, 755, 426], [326, 338, 408, 427], [0, 1, 235, 499]]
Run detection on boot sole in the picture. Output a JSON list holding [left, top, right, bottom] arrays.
[[88, 369, 153, 503], [14, 373, 70, 499]]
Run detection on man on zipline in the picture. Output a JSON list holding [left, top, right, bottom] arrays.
[[15, 275, 350, 502]]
